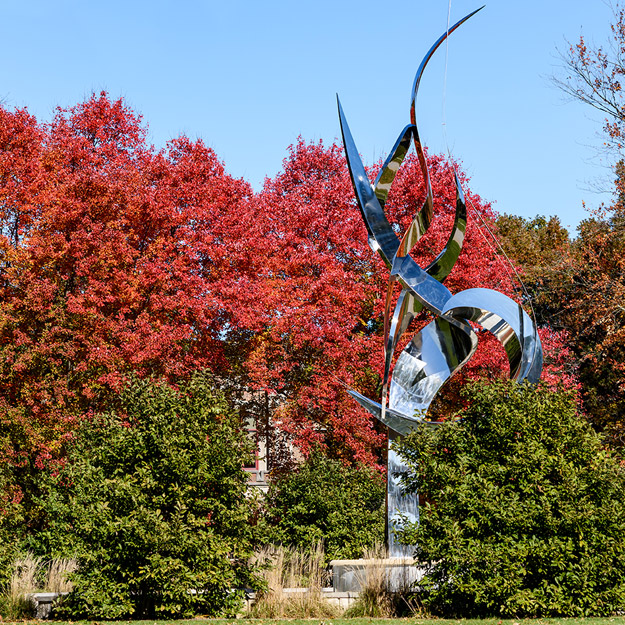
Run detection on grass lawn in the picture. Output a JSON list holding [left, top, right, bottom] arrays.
[[6, 618, 625, 625]]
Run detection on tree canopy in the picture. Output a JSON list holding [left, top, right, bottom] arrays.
[[396, 379, 625, 617], [501, 21, 625, 443], [0, 92, 576, 474], [0, 93, 253, 468], [547, 6, 625, 444], [555, 4, 625, 159]]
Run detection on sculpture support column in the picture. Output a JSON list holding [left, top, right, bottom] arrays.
[[387, 431, 418, 557]]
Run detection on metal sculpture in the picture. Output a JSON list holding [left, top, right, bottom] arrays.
[[337, 8, 543, 556]]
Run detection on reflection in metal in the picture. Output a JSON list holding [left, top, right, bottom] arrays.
[[337, 7, 543, 556]]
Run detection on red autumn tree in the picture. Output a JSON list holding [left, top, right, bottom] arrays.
[[0, 93, 253, 467], [0, 93, 576, 476], [237, 139, 575, 468]]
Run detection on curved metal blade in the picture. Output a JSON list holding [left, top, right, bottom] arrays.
[[410, 6, 485, 126], [398, 6, 483, 278], [338, 96, 453, 316], [389, 316, 478, 417], [425, 168, 467, 281], [348, 388, 443, 436], [383, 288, 420, 392], [338, 96, 399, 268], [442, 288, 543, 383], [373, 125, 415, 210], [401, 6, 483, 275], [372, 124, 434, 271]]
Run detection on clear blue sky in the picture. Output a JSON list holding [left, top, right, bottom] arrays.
[[1, 1, 617, 232]]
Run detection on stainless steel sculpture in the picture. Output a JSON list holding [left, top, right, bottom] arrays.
[[337, 8, 543, 557]]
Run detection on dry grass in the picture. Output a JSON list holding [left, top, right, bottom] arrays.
[[250, 543, 338, 618], [10, 553, 42, 597], [0, 554, 78, 620], [343, 543, 393, 618], [46, 558, 77, 593], [1, 552, 43, 619], [343, 543, 422, 618]]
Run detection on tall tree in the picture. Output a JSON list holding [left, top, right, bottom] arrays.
[[0, 93, 252, 470], [239, 139, 575, 467], [564, 202, 625, 443], [497, 205, 625, 444], [554, 4, 625, 160], [542, 10, 625, 443], [0, 94, 577, 476]]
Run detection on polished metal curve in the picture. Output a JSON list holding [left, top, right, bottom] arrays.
[[337, 7, 542, 556]]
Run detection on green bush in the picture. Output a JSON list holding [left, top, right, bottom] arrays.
[[0, 469, 25, 598], [395, 379, 625, 617], [263, 449, 384, 561], [35, 373, 261, 619], [0, 516, 21, 591]]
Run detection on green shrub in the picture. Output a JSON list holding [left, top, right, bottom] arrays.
[[264, 449, 384, 561], [0, 469, 25, 611], [396, 379, 625, 617], [35, 372, 261, 619]]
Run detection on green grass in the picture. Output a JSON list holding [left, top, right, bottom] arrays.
[[4, 618, 625, 625]]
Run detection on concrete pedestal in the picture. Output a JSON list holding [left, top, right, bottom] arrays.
[[329, 558, 425, 593]]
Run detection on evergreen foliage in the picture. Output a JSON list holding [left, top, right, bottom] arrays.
[[395, 379, 625, 617], [263, 450, 385, 561], [33, 373, 260, 619]]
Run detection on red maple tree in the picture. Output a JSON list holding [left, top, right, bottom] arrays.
[[235, 139, 576, 468], [0, 93, 252, 466], [0, 94, 576, 475]]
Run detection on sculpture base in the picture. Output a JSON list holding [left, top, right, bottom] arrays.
[[329, 558, 426, 593]]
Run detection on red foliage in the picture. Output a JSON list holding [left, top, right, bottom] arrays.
[[238, 139, 577, 467], [0, 94, 577, 471], [0, 93, 252, 460]]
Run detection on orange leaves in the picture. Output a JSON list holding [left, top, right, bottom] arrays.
[[0, 94, 582, 472], [0, 93, 251, 464]]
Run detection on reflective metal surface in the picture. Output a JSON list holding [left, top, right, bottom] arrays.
[[337, 7, 542, 556], [389, 316, 478, 416], [387, 429, 418, 558], [442, 288, 543, 382]]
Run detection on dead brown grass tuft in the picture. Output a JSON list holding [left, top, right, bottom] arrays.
[[250, 543, 338, 618]]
